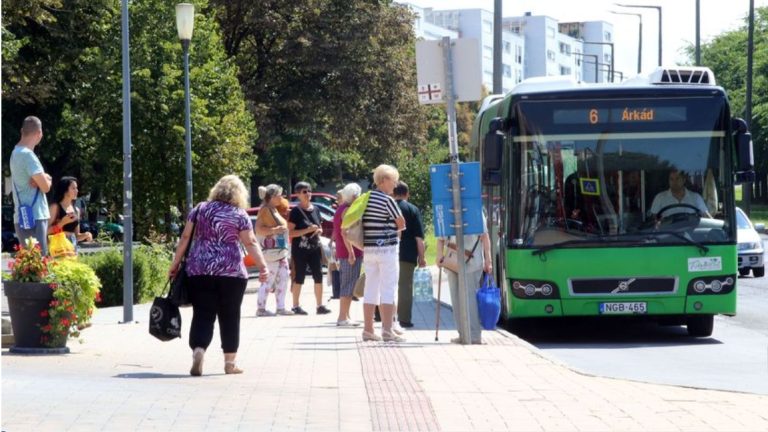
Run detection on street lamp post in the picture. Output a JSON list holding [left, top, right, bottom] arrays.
[[573, 52, 600, 82], [121, 0, 134, 323], [695, 0, 701, 65], [176, 3, 195, 216], [616, 4, 662, 66], [611, 11, 642, 73], [583, 41, 614, 82]]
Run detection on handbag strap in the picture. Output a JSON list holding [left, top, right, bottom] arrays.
[[450, 235, 480, 263], [12, 180, 40, 207], [182, 204, 200, 261]]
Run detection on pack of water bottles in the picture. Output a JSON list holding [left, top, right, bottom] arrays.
[[413, 267, 433, 302]]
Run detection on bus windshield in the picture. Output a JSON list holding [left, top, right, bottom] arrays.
[[510, 95, 735, 248]]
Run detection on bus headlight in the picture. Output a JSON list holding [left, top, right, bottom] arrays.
[[688, 275, 735, 295], [512, 279, 560, 299]]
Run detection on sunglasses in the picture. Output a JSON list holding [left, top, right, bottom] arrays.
[[300, 190, 312, 194]]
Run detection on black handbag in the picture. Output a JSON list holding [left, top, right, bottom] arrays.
[[170, 207, 198, 307], [149, 283, 182, 341]]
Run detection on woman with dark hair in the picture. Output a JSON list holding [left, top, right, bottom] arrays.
[[288, 181, 331, 315], [47, 176, 93, 250]]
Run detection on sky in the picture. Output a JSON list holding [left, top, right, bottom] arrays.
[[405, 0, 768, 80]]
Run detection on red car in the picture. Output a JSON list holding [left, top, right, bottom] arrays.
[[289, 191, 338, 209]]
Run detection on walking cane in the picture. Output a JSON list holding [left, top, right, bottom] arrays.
[[434, 263, 443, 341]]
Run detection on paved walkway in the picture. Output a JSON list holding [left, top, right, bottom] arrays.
[[3, 270, 768, 431]]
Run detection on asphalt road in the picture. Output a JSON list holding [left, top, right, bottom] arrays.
[[509, 238, 768, 395]]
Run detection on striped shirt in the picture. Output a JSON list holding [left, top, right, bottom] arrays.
[[362, 190, 403, 247]]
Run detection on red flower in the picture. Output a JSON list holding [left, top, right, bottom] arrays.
[[42, 324, 52, 332], [49, 283, 58, 290], [95, 293, 102, 303], [60, 318, 70, 327], [40, 310, 49, 318]]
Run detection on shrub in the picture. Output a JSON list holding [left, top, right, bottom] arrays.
[[80, 244, 171, 307]]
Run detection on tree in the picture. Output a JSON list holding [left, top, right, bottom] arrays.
[[2, 0, 258, 237], [688, 7, 768, 176], [210, 0, 426, 188]]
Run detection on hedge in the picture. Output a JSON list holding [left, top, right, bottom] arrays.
[[79, 244, 172, 307]]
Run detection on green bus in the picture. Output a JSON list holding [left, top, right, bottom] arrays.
[[473, 67, 755, 337]]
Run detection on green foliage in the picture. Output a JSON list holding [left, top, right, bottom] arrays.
[[687, 7, 768, 174], [79, 244, 171, 306], [2, 0, 257, 237], [211, 0, 428, 186], [44, 259, 102, 347]]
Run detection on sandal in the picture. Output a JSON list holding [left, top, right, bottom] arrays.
[[190, 348, 205, 377], [224, 361, 243, 375], [362, 330, 382, 341], [382, 330, 405, 343]]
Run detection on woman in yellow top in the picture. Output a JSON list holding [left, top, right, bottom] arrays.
[[47, 177, 92, 251], [254, 184, 293, 316]]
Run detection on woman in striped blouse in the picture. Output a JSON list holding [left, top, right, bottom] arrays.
[[361, 164, 406, 342]]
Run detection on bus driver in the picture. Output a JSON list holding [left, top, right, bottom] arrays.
[[650, 169, 712, 219]]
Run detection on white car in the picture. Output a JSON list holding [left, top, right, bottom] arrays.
[[736, 207, 765, 277]]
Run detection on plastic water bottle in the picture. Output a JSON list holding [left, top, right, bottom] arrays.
[[413, 268, 433, 302]]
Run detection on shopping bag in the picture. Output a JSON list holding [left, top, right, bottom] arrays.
[[169, 265, 191, 307], [342, 219, 365, 251], [149, 292, 182, 341], [48, 232, 76, 258], [476, 272, 501, 330], [353, 272, 366, 298]]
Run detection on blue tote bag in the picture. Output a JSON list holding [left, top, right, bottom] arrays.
[[476, 273, 501, 330]]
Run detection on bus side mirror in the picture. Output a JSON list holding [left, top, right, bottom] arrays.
[[482, 118, 504, 185], [733, 117, 755, 184]]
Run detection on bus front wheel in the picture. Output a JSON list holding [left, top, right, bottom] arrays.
[[686, 315, 714, 337]]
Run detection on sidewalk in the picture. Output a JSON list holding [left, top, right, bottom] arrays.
[[3, 270, 768, 431]]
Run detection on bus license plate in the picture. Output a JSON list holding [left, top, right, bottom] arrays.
[[599, 302, 647, 314]]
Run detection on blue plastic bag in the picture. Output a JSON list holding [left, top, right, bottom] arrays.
[[476, 273, 501, 330]]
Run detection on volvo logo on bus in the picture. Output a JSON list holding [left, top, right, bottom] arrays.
[[611, 278, 636, 294]]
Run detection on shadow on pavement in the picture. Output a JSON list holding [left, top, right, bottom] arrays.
[[508, 316, 725, 348], [114, 372, 193, 379]]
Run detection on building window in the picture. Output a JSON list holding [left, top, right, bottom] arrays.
[[560, 66, 572, 75], [547, 50, 556, 61], [504, 41, 512, 54], [547, 26, 556, 39], [604, 31, 612, 42], [559, 42, 571, 55], [483, 20, 493, 34], [503, 64, 512, 77], [516, 45, 523, 64], [510, 25, 521, 34], [604, 53, 611, 63]]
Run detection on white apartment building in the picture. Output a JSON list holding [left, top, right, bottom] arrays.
[[420, 8, 523, 93], [399, 3, 459, 41], [503, 14, 584, 82], [560, 21, 616, 83]]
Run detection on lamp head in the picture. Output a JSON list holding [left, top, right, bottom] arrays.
[[176, 3, 195, 41]]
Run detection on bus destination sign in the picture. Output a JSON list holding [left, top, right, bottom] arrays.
[[554, 106, 687, 125]]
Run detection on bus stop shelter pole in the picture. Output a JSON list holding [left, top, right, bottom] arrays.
[[442, 36, 472, 344]]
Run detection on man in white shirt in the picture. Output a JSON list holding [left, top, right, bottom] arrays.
[[650, 169, 712, 219]]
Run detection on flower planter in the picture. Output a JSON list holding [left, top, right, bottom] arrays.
[[4, 281, 69, 354]]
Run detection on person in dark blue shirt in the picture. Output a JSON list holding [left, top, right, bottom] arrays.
[[393, 181, 426, 328]]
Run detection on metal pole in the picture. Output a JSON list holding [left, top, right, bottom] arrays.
[[493, 0, 502, 94], [182, 40, 193, 215], [121, 0, 134, 323], [583, 41, 614, 82], [657, 7, 662, 66], [745, 0, 754, 215], [638, 17, 643, 73], [442, 36, 471, 344], [695, 0, 701, 65]]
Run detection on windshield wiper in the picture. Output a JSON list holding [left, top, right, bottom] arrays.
[[531, 231, 710, 256], [642, 230, 710, 255], [531, 236, 616, 256]]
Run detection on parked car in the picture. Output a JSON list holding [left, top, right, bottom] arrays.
[[736, 207, 765, 277], [246, 202, 334, 238], [2, 205, 20, 252], [289, 191, 338, 209]]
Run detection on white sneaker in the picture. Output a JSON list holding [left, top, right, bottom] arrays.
[[256, 309, 276, 317], [276, 309, 295, 316]]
